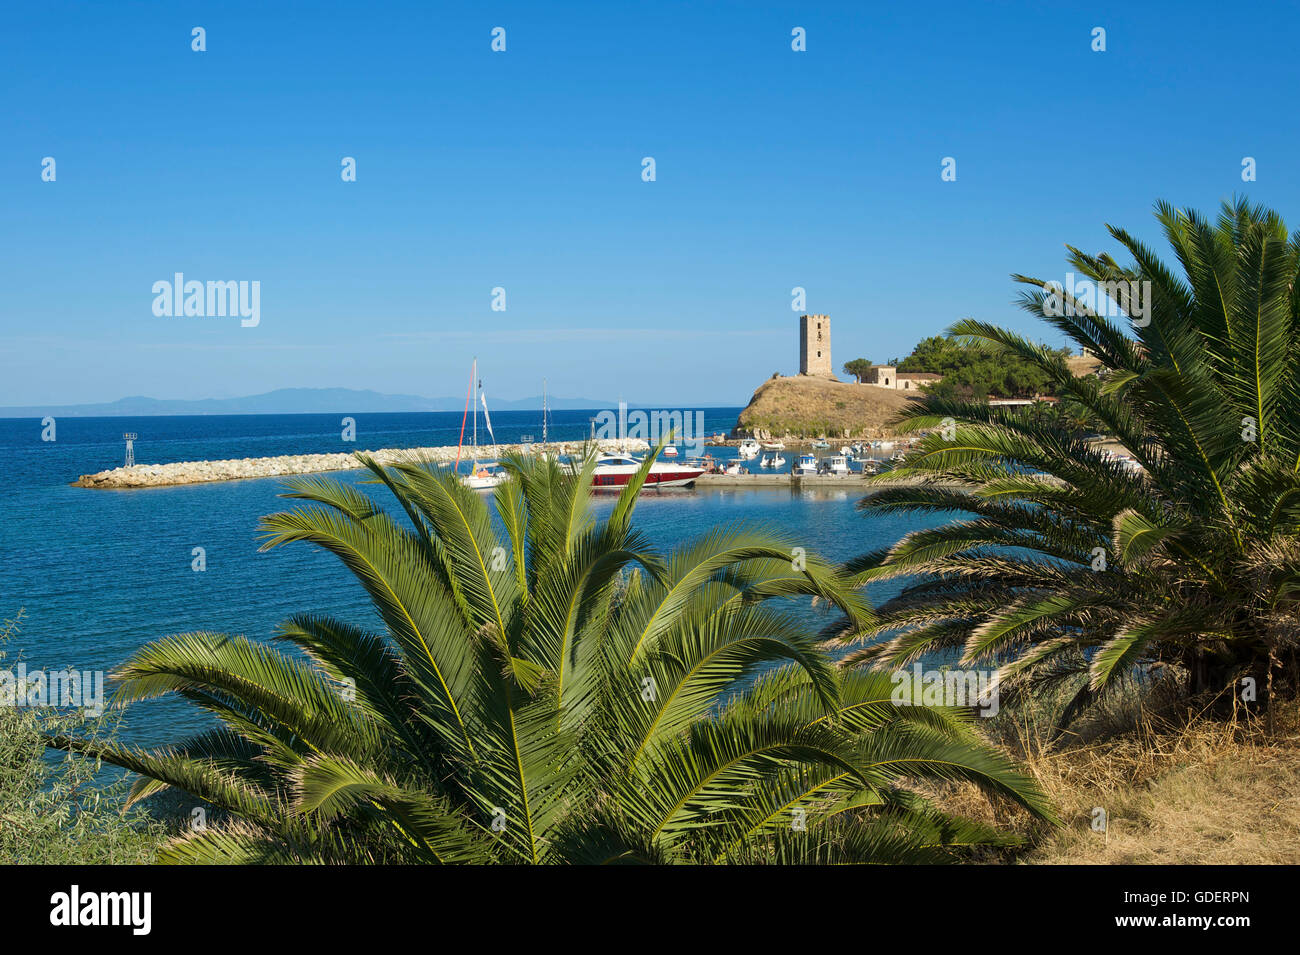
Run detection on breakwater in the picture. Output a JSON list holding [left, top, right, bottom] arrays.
[[72, 440, 650, 489]]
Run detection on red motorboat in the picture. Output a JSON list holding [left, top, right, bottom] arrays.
[[590, 453, 705, 489]]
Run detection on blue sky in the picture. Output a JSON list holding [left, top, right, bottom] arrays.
[[3, 0, 1297, 407]]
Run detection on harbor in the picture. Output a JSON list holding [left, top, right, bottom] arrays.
[[68, 402, 920, 490], [69, 442, 906, 490]]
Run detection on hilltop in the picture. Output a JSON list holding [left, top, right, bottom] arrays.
[[734, 375, 919, 439]]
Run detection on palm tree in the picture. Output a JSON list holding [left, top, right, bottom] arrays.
[[849, 198, 1300, 723], [53, 451, 1048, 863]]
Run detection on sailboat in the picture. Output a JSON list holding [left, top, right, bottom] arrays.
[[458, 359, 508, 490], [537, 378, 559, 460]]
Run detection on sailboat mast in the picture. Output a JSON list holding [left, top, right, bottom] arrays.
[[455, 358, 474, 470], [542, 378, 548, 446], [472, 358, 478, 457]]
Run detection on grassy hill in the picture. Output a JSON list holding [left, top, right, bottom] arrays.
[[734, 375, 919, 438], [1066, 352, 1103, 377]]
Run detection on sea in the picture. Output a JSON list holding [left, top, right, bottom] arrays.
[[0, 410, 953, 746]]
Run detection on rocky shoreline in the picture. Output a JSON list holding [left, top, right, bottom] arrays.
[[72, 441, 650, 489]]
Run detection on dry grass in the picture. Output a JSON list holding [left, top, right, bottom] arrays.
[[1066, 353, 1103, 377], [935, 686, 1300, 864], [735, 375, 919, 438]]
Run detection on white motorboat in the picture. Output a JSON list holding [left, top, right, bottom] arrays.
[[737, 439, 761, 459], [819, 454, 851, 476], [793, 453, 819, 476], [761, 440, 785, 451], [1110, 453, 1144, 474], [591, 453, 705, 489]]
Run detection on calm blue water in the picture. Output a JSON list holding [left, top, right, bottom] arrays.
[[0, 411, 951, 746]]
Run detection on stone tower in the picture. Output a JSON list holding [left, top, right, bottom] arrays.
[[799, 314, 832, 377]]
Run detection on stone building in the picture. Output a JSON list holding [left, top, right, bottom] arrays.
[[798, 314, 832, 377], [862, 365, 942, 391]]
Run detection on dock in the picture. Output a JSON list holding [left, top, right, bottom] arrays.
[[693, 472, 868, 487]]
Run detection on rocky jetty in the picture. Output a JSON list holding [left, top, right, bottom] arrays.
[[72, 440, 649, 489]]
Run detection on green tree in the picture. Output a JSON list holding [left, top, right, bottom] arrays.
[[843, 358, 873, 382], [897, 336, 963, 374], [1, 613, 170, 863], [900, 334, 1064, 399], [52, 452, 1048, 863], [848, 199, 1300, 722]]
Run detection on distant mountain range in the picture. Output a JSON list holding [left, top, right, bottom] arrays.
[[0, 388, 619, 418]]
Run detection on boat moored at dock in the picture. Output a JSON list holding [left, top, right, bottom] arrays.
[[591, 453, 706, 488], [464, 462, 508, 489], [456, 358, 509, 490], [793, 453, 818, 476], [819, 454, 851, 476]]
